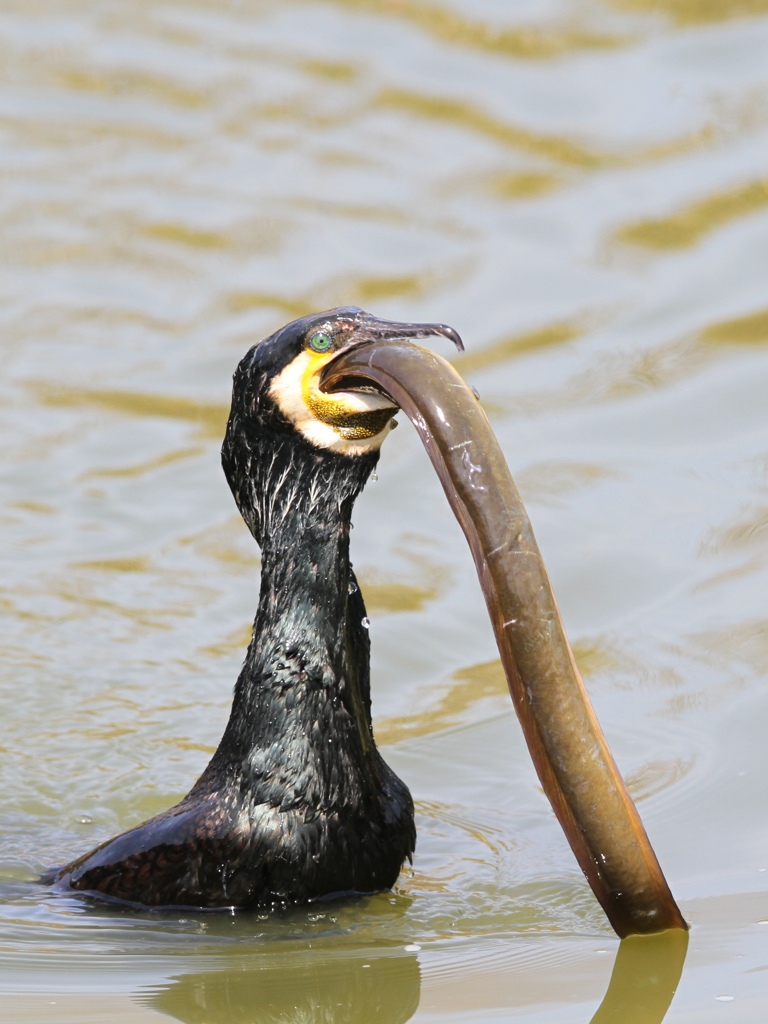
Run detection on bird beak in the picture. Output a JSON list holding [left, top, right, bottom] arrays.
[[321, 336, 687, 938], [344, 315, 465, 353], [320, 314, 463, 403]]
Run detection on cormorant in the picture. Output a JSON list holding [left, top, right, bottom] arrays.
[[55, 307, 462, 909]]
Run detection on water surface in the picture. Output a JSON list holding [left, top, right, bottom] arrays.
[[2, 0, 768, 1020]]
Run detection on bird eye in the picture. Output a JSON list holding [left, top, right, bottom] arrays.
[[308, 331, 333, 353]]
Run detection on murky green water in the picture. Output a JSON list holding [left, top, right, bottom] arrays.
[[2, 0, 768, 1020]]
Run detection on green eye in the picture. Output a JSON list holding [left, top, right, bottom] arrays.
[[309, 331, 333, 353]]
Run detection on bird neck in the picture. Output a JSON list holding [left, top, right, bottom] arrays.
[[212, 432, 379, 783], [255, 496, 353, 652]]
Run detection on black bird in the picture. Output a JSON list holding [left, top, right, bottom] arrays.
[[55, 307, 462, 909]]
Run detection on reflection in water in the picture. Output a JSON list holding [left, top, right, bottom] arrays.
[[615, 178, 768, 250], [31, 382, 228, 441], [377, 88, 607, 168], [137, 929, 687, 1024], [699, 307, 768, 347], [453, 317, 586, 374], [611, 0, 768, 25], [590, 929, 688, 1024], [143, 950, 420, 1024], [309, 0, 624, 60], [376, 659, 508, 744]]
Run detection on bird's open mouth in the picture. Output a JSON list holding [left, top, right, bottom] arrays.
[[319, 369, 397, 407], [322, 374, 386, 396]]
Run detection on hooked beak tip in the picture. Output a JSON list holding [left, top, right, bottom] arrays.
[[440, 324, 464, 352], [361, 316, 464, 353]]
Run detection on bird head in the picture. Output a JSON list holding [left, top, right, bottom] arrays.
[[222, 307, 462, 545], [226, 306, 463, 458]]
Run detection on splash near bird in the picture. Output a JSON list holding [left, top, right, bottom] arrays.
[[55, 308, 685, 937]]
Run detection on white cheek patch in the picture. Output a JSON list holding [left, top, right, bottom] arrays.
[[269, 351, 396, 456]]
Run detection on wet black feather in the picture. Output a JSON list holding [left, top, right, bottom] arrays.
[[55, 311, 415, 908]]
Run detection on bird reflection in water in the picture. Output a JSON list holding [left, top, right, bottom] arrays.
[[142, 950, 420, 1024], [139, 931, 687, 1024]]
